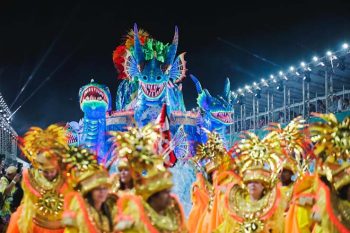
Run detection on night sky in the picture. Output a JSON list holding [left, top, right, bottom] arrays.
[[1, 0, 350, 135]]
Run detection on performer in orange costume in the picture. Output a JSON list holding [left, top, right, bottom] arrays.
[[267, 116, 314, 214], [62, 147, 116, 233], [111, 124, 188, 233], [188, 132, 239, 233], [215, 132, 286, 233], [7, 125, 71, 233]]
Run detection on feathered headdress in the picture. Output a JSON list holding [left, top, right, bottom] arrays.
[[311, 113, 350, 163], [267, 116, 313, 175], [192, 132, 230, 175], [233, 131, 284, 187], [311, 113, 350, 191], [112, 28, 150, 79], [109, 124, 172, 200], [19, 124, 69, 169], [63, 146, 110, 195]]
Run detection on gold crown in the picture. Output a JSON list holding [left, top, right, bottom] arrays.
[[192, 132, 229, 174], [234, 132, 284, 187], [19, 124, 69, 170], [63, 146, 110, 195], [109, 124, 173, 200]]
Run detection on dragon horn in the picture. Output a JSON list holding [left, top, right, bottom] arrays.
[[165, 26, 179, 65], [190, 74, 203, 94], [133, 23, 144, 64]]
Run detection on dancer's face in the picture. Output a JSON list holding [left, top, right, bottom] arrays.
[[42, 167, 59, 181], [119, 168, 132, 184], [280, 169, 294, 186], [247, 181, 265, 200], [91, 186, 109, 204]]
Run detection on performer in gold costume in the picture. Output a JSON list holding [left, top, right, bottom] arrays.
[[107, 134, 135, 198], [188, 132, 239, 233], [261, 116, 316, 233], [7, 125, 70, 233], [309, 113, 350, 233], [268, 116, 314, 213], [112, 124, 187, 233], [62, 147, 116, 233], [215, 132, 286, 233]]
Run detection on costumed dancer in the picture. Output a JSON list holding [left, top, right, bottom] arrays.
[[267, 116, 314, 212], [109, 157, 135, 198], [187, 132, 239, 233], [62, 147, 117, 233], [270, 117, 317, 233], [111, 124, 187, 233], [309, 113, 350, 233], [215, 132, 286, 233], [7, 125, 71, 233]]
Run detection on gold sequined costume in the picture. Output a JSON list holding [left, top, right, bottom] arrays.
[[7, 125, 70, 233]]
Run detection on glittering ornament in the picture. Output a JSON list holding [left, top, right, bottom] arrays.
[[35, 190, 64, 220]]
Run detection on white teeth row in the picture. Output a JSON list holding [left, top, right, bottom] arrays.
[[81, 86, 107, 102], [141, 83, 164, 97], [87, 87, 104, 96], [213, 112, 233, 123], [215, 112, 230, 117]]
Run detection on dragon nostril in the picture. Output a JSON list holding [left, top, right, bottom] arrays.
[[143, 76, 148, 80], [156, 76, 161, 81]]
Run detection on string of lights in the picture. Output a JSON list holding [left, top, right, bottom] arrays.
[[231, 42, 349, 98], [0, 92, 18, 159], [228, 42, 350, 139]]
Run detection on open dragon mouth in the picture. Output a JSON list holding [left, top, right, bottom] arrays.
[[141, 82, 165, 98], [67, 133, 78, 145], [80, 86, 108, 104], [211, 112, 233, 124]]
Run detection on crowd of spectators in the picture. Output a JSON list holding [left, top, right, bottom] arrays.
[[234, 94, 350, 131], [0, 154, 23, 232]]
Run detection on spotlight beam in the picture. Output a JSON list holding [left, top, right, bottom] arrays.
[[217, 37, 282, 68], [9, 48, 78, 119], [9, 4, 80, 109]]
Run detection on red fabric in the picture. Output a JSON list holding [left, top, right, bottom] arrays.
[[156, 104, 177, 167], [112, 45, 128, 79]]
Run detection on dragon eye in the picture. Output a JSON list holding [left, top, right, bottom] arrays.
[[142, 76, 148, 81], [156, 76, 162, 81]]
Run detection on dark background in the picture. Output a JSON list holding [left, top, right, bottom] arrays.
[[1, 0, 350, 135]]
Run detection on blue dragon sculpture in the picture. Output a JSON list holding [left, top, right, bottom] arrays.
[[113, 24, 187, 126], [190, 74, 234, 147], [73, 25, 237, 216], [79, 79, 112, 162]]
